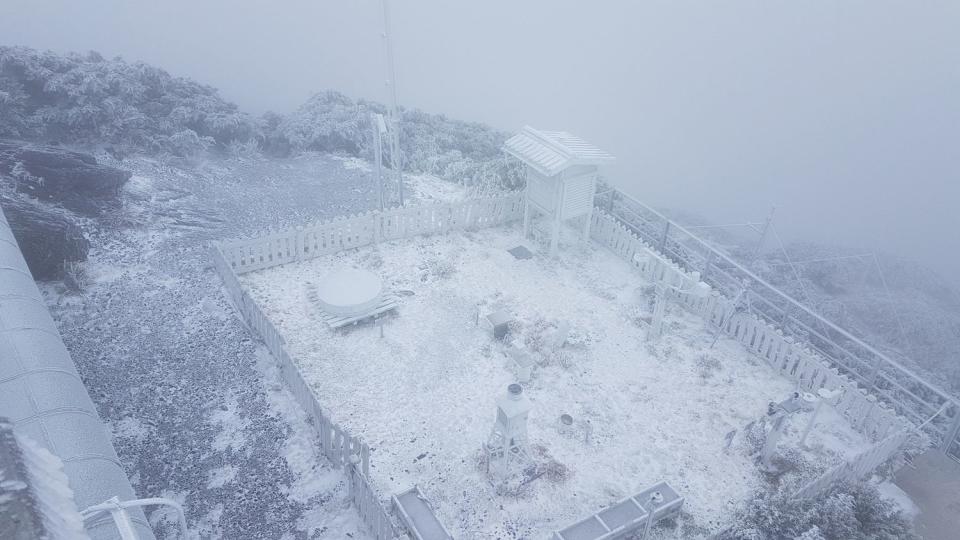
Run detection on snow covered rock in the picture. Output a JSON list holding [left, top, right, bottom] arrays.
[[0, 192, 89, 280], [0, 139, 131, 215]]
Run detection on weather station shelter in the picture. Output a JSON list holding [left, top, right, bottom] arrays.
[[504, 126, 614, 254]]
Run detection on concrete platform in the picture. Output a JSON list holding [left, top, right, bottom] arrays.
[[895, 450, 960, 540]]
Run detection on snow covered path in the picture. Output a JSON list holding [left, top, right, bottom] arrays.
[[40, 154, 385, 539]]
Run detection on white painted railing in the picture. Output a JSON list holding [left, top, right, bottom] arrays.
[[591, 209, 911, 442], [591, 208, 923, 527], [793, 429, 911, 500], [595, 188, 959, 447]]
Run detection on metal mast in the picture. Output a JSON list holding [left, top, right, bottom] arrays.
[[381, 0, 404, 206], [372, 113, 387, 211]]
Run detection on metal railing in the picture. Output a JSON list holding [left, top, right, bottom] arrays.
[[596, 188, 960, 447]]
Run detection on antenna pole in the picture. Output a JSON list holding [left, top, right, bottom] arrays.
[[750, 206, 776, 261], [372, 113, 385, 211], [381, 0, 404, 206]]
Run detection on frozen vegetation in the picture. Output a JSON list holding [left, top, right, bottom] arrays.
[[0, 45, 520, 189]]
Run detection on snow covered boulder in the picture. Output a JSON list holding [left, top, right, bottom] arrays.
[[0, 192, 89, 281], [0, 139, 131, 215]]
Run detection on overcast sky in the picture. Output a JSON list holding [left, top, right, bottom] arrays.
[[2, 1, 958, 284]]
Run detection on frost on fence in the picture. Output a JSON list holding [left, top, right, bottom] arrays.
[[597, 189, 959, 446], [590, 207, 920, 502], [352, 468, 397, 540], [218, 194, 523, 275], [210, 245, 396, 540], [590, 209, 911, 443], [793, 429, 911, 500]]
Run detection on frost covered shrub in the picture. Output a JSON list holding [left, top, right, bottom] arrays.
[[555, 349, 576, 370], [424, 257, 456, 281], [0, 46, 258, 153], [418, 251, 457, 282], [769, 446, 824, 481], [359, 250, 384, 270], [521, 317, 552, 355], [1, 46, 525, 188], [530, 444, 569, 483], [268, 90, 363, 156], [266, 90, 524, 189], [167, 129, 214, 157], [740, 419, 766, 456], [0, 73, 29, 137], [696, 354, 722, 379], [719, 482, 918, 540], [63, 261, 90, 293], [226, 138, 262, 161]]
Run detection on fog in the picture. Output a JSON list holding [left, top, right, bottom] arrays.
[[3, 0, 958, 284]]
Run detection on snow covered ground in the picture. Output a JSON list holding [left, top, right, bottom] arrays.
[[240, 222, 872, 538], [39, 152, 391, 539], [34, 148, 880, 539]]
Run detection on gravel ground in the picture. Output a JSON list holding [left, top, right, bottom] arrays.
[[40, 152, 388, 539]]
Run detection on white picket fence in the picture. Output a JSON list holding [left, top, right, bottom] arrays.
[[590, 209, 922, 509], [590, 210, 911, 443], [219, 195, 524, 275], [213, 243, 399, 539], [793, 429, 911, 500], [210, 193, 524, 540]]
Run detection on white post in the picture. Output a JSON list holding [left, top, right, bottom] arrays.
[[582, 176, 596, 241], [800, 388, 837, 447], [582, 208, 593, 243], [761, 413, 787, 470], [522, 186, 531, 240], [550, 214, 561, 256], [372, 114, 385, 211], [107, 503, 138, 540], [647, 283, 667, 340], [800, 399, 824, 448], [641, 491, 664, 540], [550, 171, 564, 255]]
